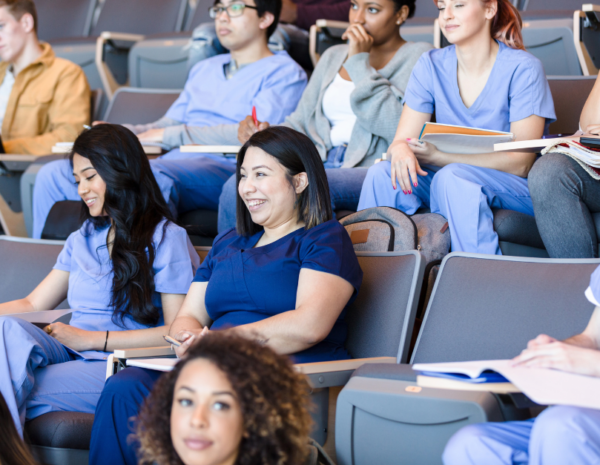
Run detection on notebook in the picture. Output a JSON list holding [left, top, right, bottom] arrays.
[[52, 142, 163, 155], [419, 123, 514, 154], [413, 360, 600, 409]]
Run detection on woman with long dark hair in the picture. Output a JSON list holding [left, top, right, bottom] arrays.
[[358, 0, 556, 255], [0, 124, 199, 436], [0, 392, 36, 465], [89, 126, 362, 465]]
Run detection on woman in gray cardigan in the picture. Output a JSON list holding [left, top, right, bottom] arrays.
[[218, 0, 432, 231]]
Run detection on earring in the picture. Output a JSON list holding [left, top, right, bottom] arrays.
[[396, 20, 401, 25]]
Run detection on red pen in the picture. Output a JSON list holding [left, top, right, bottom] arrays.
[[252, 106, 258, 127]]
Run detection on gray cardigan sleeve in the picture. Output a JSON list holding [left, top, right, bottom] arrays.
[[344, 42, 433, 145], [282, 49, 334, 135]]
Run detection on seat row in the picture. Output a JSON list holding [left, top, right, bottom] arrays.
[[8, 73, 598, 259], [3, 232, 597, 464]]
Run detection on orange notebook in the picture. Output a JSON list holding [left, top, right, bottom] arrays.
[[418, 123, 514, 154]]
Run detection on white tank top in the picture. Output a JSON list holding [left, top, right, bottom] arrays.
[[322, 73, 357, 147]]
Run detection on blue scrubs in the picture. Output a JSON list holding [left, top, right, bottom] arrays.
[[358, 42, 556, 255], [89, 220, 363, 465], [443, 264, 600, 465], [32, 51, 308, 238], [0, 219, 199, 436]]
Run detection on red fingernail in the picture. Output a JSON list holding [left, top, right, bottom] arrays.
[[408, 190, 412, 194], [414, 182, 418, 187], [393, 186, 396, 190], [406, 138, 411, 141]]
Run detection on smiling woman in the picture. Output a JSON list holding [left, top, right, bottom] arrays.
[[89, 128, 363, 464], [0, 124, 200, 437]]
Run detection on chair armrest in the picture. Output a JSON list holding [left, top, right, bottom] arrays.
[[295, 356, 396, 389], [315, 19, 350, 29], [309, 20, 350, 67], [95, 32, 145, 100], [180, 145, 241, 154], [0, 154, 38, 172], [113, 345, 175, 359]]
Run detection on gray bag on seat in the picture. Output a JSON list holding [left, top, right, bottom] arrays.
[[340, 207, 451, 265]]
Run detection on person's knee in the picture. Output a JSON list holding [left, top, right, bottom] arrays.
[[528, 154, 575, 198], [531, 406, 593, 450], [100, 368, 158, 405], [364, 161, 391, 184], [443, 423, 489, 464], [431, 163, 475, 193], [0, 316, 30, 335]]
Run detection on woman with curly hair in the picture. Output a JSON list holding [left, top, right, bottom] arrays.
[[90, 127, 362, 465], [0, 124, 199, 437], [136, 332, 313, 465]]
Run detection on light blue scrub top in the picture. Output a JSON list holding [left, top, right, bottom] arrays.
[[165, 51, 308, 127], [586, 265, 600, 306], [53, 219, 199, 336], [404, 41, 556, 133]]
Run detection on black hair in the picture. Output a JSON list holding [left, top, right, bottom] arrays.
[[254, 0, 281, 38], [393, 0, 415, 18], [69, 124, 175, 327], [236, 126, 332, 237], [213, 0, 281, 38], [0, 392, 36, 465]]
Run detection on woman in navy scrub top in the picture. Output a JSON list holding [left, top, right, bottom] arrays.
[[89, 127, 363, 465]]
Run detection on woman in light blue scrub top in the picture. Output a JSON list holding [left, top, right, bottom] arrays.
[[0, 124, 200, 436], [358, 0, 556, 255]]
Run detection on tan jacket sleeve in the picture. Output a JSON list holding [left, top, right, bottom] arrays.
[[3, 66, 91, 155]]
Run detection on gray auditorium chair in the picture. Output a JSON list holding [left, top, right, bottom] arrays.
[[184, 0, 214, 31], [128, 33, 191, 89], [575, 4, 600, 76], [21, 88, 181, 238], [51, 0, 188, 94], [36, 0, 96, 42], [0, 237, 80, 465], [336, 253, 600, 465]]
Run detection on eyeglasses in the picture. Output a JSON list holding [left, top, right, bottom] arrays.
[[209, 3, 258, 18]]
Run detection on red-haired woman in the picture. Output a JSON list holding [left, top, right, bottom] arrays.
[[358, 0, 556, 255]]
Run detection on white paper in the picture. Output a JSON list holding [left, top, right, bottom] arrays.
[[421, 133, 514, 154], [127, 357, 178, 372], [413, 360, 600, 409], [8, 309, 73, 324]]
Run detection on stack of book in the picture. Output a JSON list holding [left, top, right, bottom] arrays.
[[494, 135, 600, 180]]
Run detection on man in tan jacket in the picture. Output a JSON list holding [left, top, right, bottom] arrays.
[[0, 0, 90, 155]]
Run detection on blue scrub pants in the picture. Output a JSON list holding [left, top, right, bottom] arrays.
[[0, 317, 106, 436], [32, 149, 236, 238], [89, 367, 162, 465], [443, 406, 600, 465], [357, 162, 534, 255]]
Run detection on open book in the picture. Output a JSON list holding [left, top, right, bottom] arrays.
[[413, 360, 600, 409], [494, 135, 600, 180], [419, 123, 514, 155]]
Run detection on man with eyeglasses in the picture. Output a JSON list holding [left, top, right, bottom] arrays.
[[31, 0, 307, 240], [189, 0, 351, 70]]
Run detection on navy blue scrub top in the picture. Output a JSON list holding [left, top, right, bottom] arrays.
[[194, 220, 363, 363]]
